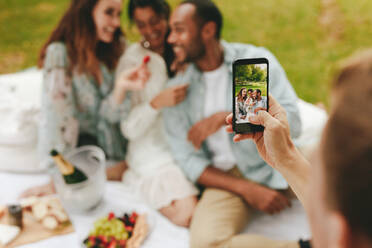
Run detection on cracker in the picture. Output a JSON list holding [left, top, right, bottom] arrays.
[[127, 214, 148, 248]]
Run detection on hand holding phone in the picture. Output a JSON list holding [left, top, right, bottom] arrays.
[[226, 95, 295, 170], [233, 58, 269, 133]]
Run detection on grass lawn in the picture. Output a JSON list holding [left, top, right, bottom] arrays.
[[1, 0, 371, 105]]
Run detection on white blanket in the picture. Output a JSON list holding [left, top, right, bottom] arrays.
[[0, 172, 311, 248]]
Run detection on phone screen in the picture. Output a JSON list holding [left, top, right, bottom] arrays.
[[233, 58, 269, 133]]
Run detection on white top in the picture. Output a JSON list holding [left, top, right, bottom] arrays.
[[116, 44, 198, 209], [203, 64, 236, 171], [116, 44, 176, 175]]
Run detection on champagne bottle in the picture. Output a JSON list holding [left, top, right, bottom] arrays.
[[50, 149, 88, 184]]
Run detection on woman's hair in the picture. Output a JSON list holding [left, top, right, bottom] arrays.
[[237, 87, 247, 102], [127, 0, 175, 77], [322, 49, 372, 239], [128, 0, 170, 21], [38, 0, 125, 81]]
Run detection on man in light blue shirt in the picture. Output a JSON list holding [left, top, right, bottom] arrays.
[[163, 1, 306, 248], [253, 89, 268, 114]]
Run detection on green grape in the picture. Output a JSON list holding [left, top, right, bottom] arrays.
[[88, 215, 129, 244], [121, 232, 129, 240]]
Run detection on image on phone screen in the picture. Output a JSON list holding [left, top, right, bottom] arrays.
[[233, 58, 269, 133]]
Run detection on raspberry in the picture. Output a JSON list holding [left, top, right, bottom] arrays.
[[143, 55, 151, 64], [108, 212, 115, 221], [129, 216, 136, 223], [88, 235, 96, 245]]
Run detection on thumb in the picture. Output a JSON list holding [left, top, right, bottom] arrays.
[[123, 64, 141, 78], [249, 111, 274, 127], [225, 113, 233, 125], [136, 61, 150, 78]]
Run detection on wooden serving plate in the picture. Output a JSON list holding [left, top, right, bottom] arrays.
[[0, 197, 74, 248]]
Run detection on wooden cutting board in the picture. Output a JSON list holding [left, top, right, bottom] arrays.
[[0, 198, 74, 248]]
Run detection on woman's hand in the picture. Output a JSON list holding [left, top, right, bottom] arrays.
[[150, 84, 189, 110], [114, 62, 151, 104]]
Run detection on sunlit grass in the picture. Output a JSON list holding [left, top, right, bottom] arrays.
[[1, 0, 371, 104]]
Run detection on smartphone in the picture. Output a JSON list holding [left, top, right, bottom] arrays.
[[233, 58, 269, 133]]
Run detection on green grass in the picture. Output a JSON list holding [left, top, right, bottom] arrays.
[[1, 0, 371, 105]]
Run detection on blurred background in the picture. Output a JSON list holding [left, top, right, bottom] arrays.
[[0, 0, 371, 105]]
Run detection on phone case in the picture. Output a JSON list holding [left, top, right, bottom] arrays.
[[233, 58, 269, 134]]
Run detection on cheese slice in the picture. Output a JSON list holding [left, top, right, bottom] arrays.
[[0, 224, 20, 245]]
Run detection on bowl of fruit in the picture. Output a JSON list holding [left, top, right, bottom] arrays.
[[83, 211, 148, 248]]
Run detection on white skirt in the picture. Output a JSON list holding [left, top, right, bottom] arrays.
[[122, 163, 199, 210]]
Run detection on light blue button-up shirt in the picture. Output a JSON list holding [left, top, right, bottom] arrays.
[[162, 41, 302, 189]]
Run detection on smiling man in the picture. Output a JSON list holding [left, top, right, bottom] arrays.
[[162, 1, 307, 248]]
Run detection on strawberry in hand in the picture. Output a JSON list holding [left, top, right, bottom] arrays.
[[143, 55, 151, 64]]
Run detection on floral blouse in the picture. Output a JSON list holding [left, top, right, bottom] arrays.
[[38, 42, 130, 168]]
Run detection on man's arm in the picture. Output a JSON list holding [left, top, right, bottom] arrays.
[[275, 148, 310, 206], [198, 167, 291, 214], [198, 167, 248, 195], [187, 111, 230, 149]]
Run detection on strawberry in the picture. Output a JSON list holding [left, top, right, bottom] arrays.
[[108, 212, 115, 221], [132, 212, 138, 218], [126, 226, 133, 232], [143, 55, 151, 64]]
